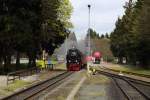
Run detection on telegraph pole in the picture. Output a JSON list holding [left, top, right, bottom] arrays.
[[88, 4, 91, 56]]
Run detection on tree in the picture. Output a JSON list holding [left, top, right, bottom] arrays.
[[136, 0, 150, 67], [105, 33, 109, 38], [110, 0, 150, 67], [86, 28, 100, 39], [110, 18, 126, 63], [0, 0, 73, 73], [92, 38, 114, 62], [100, 34, 105, 39], [41, 0, 72, 56], [110, 0, 140, 64]]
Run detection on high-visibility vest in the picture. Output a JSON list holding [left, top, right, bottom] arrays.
[[37, 60, 45, 68]]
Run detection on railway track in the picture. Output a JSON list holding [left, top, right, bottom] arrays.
[[126, 79, 150, 99], [101, 66, 150, 78], [1, 71, 73, 100], [97, 70, 150, 100]]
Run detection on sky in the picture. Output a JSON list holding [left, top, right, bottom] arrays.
[[70, 0, 129, 40]]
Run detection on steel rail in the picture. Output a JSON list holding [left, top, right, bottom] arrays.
[[124, 79, 150, 100], [97, 70, 150, 100], [112, 78, 130, 100], [97, 70, 150, 84], [101, 66, 150, 78], [1, 71, 73, 100]]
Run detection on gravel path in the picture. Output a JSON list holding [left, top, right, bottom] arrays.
[[75, 74, 110, 100], [42, 71, 84, 100], [40, 70, 114, 100]]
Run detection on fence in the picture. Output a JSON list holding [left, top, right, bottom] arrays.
[[7, 67, 40, 85]]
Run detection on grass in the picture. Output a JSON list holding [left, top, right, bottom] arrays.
[[105, 63, 150, 75], [0, 80, 31, 97], [86, 74, 110, 84], [50, 60, 58, 64], [55, 63, 66, 70], [4, 80, 30, 92]]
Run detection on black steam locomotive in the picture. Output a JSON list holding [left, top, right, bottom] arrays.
[[66, 48, 84, 71]]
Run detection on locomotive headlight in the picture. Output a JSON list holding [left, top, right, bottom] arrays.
[[69, 60, 71, 63], [75, 60, 78, 63]]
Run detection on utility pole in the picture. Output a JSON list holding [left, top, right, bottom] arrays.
[[88, 4, 91, 56]]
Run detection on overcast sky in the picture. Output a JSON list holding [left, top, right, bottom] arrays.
[[70, 0, 128, 40]]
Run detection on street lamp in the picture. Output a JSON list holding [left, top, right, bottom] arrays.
[[88, 4, 91, 56]]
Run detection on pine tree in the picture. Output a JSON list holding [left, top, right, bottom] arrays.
[[110, 0, 150, 67], [100, 34, 105, 39], [136, 0, 150, 67], [105, 33, 109, 38]]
